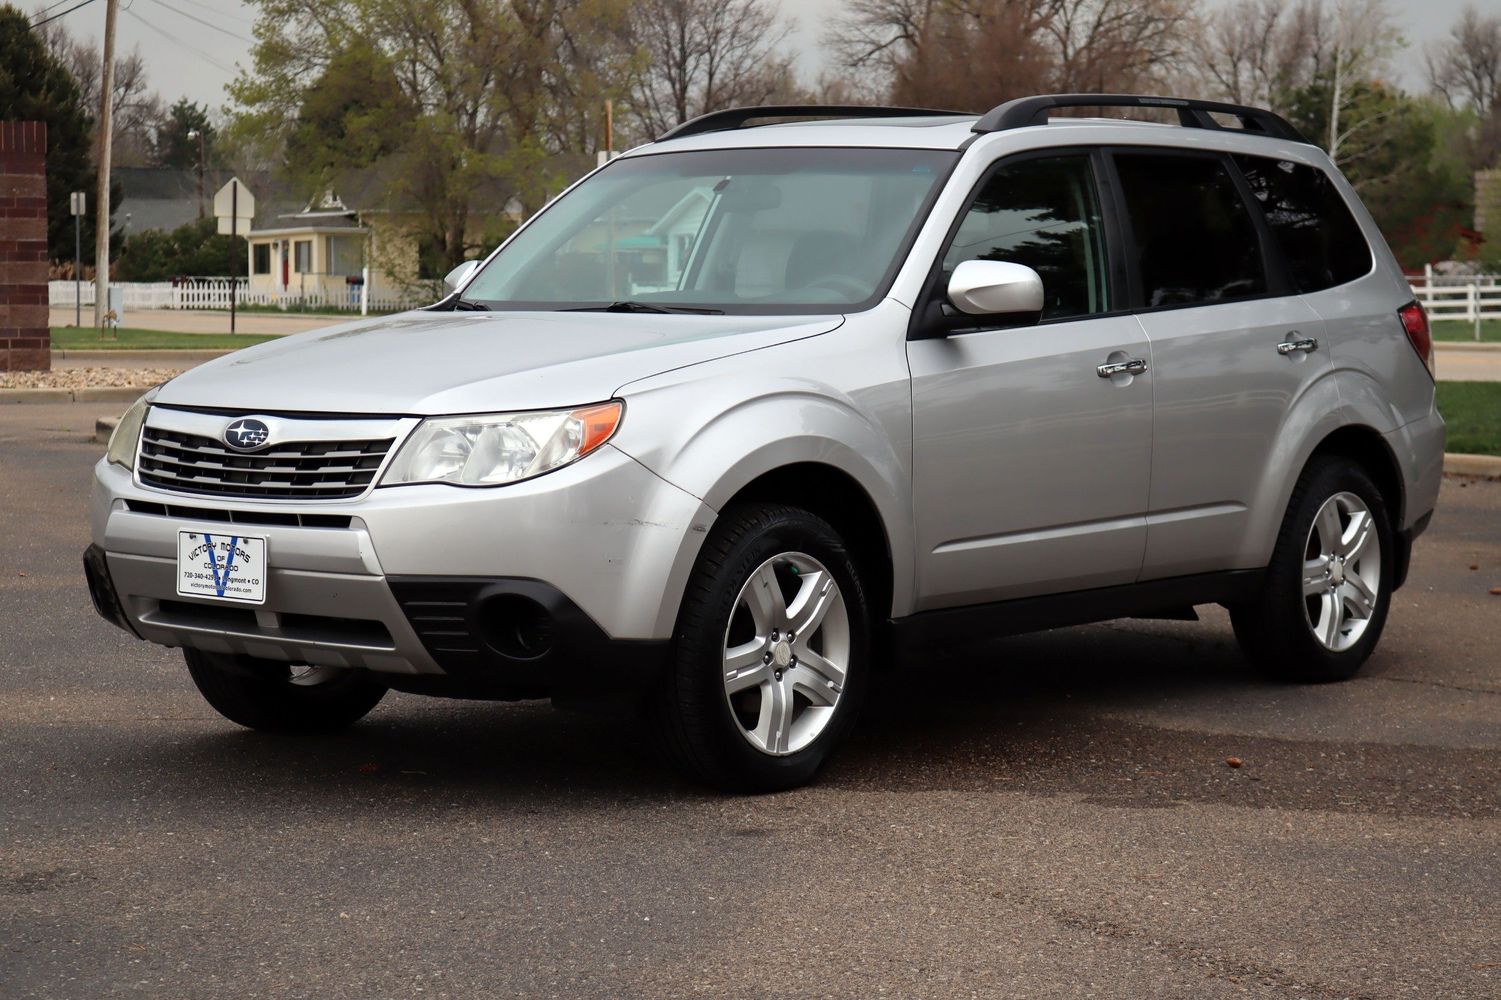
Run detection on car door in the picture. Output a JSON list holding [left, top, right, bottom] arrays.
[[908, 151, 1154, 611], [1111, 149, 1331, 579]]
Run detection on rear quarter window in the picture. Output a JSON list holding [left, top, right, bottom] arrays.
[[1233, 155, 1372, 292]]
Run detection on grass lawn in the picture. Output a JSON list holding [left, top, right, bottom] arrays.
[[1431, 319, 1500, 343], [50, 328, 279, 350], [1436, 381, 1501, 457]]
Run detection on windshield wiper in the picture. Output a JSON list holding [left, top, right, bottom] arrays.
[[451, 297, 490, 311], [562, 300, 724, 315]]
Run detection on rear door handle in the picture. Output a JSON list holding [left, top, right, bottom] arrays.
[[1097, 358, 1148, 378], [1277, 337, 1319, 355]]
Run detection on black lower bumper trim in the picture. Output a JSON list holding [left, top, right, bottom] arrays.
[[83, 544, 139, 637], [387, 576, 669, 707], [1392, 509, 1433, 592]]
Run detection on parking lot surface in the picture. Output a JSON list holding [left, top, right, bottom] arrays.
[[2, 401, 1498, 999]]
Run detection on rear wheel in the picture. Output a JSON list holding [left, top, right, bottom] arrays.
[[655, 503, 870, 791], [1231, 457, 1393, 682], [185, 649, 387, 732]]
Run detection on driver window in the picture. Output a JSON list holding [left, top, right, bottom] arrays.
[[942, 154, 1109, 320]]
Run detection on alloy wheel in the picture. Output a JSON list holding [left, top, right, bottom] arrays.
[[721, 551, 850, 756], [1301, 491, 1381, 652]]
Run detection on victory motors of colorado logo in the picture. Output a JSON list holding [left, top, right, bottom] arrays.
[[223, 418, 271, 451]]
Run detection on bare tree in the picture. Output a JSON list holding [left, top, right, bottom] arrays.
[[626, 0, 801, 137], [1195, 0, 1319, 106], [1426, 6, 1501, 114], [827, 0, 1193, 108], [1045, 0, 1195, 94], [37, 20, 160, 166]]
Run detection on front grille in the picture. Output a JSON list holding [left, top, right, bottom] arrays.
[[138, 426, 394, 500], [123, 499, 353, 529]]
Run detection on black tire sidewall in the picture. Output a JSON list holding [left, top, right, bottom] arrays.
[[185, 649, 387, 732], [666, 504, 871, 791], [1245, 458, 1395, 681]]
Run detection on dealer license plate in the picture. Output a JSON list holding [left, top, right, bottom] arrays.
[[176, 530, 267, 604]]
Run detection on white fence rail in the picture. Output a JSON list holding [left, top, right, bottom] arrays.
[[49, 279, 434, 314], [1408, 276, 1501, 329]]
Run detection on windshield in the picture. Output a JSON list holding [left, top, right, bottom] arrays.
[[460, 147, 958, 314]]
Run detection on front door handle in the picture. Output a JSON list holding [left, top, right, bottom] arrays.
[[1277, 337, 1319, 355], [1097, 358, 1148, 378]]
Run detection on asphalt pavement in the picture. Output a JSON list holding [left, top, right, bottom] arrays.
[[2, 402, 1498, 999]]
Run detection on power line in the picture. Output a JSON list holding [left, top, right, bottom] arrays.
[[166, 0, 254, 26], [29, 0, 81, 21], [29, 0, 100, 28], [120, 6, 236, 74], [142, 0, 252, 42]]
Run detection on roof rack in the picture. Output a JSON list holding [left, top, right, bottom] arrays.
[[972, 94, 1308, 143], [658, 105, 973, 141]]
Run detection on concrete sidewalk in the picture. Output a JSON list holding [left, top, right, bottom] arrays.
[[49, 307, 353, 336]]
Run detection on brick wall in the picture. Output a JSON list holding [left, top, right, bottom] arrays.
[[0, 121, 49, 372]]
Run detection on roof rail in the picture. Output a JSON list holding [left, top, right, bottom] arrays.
[[658, 105, 973, 141], [972, 94, 1308, 143]]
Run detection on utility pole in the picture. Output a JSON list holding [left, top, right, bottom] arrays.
[[93, 0, 119, 329], [189, 128, 206, 219]]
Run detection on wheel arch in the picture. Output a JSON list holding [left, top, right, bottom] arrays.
[[719, 462, 896, 632]]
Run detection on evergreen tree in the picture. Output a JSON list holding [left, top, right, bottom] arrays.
[[0, 4, 120, 265]]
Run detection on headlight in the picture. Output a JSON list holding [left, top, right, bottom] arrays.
[[106, 389, 156, 470], [381, 401, 623, 487]]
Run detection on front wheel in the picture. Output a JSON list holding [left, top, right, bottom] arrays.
[[655, 503, 870, 791], [1231, 457, 1394, 682], [185, 649, 388, 732]]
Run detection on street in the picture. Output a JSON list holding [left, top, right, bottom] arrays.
[[2, 401, 1498, 999]]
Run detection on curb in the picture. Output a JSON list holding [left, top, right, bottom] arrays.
[[53, 349, 234, 363], [1444, 453, 1501, 479], [1434, 341, 1501, 352], [1, 386, 147, 404], [95, 415, 119, 445]]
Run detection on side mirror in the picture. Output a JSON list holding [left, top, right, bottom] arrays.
[[443, 259, 480, 295], [946, 260, 1044, 320]]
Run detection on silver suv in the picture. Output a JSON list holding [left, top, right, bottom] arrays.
[[85, 95, 1444, 790]]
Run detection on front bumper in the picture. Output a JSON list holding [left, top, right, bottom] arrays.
[[88, 445, 714, 695]]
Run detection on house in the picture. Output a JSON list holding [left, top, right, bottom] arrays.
[[244, 191, 400, 309], [114, 167, 284, 236]]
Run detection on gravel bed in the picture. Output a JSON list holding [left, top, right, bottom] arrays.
[[0, 367, 185, 390]]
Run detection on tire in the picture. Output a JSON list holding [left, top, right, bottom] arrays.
[[184, 649, 388, 732], [655, 503, 871, 792], [1230, 457, 1394, 682]]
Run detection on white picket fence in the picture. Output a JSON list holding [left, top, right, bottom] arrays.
[[1408, 272, 1501, 330], [49, 278, 435, 314]]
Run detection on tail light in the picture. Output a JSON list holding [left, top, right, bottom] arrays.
[[1398, 301, 1434, 379]]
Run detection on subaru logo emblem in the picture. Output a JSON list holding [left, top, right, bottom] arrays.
[[223, 418, 271, 451]]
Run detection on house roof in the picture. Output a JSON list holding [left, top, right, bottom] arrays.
[[114, 167, 301, 234]]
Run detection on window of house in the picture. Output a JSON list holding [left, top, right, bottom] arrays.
[[1113, 153, 1268, 308], [293, 240, 313, 273], [252, 244, 271, 275], [326, 235, 363, 277], [1233, 155, 1372, 292], [941, 154, 1109, 320]]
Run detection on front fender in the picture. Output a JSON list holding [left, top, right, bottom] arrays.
[[612, 371, 915, 626]]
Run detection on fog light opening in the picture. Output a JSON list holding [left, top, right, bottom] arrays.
[[480, 594, 555, 660]]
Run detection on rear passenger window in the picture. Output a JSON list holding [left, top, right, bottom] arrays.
[[1113, 153, 1267, 308], [1233, 155, 1372, 292], [942, 154, 1109, 320]]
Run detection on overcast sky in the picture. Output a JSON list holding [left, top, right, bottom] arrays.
[[37, 0, 1484, 111]]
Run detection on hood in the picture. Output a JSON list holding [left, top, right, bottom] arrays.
[[155, 310, 844, 415]]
